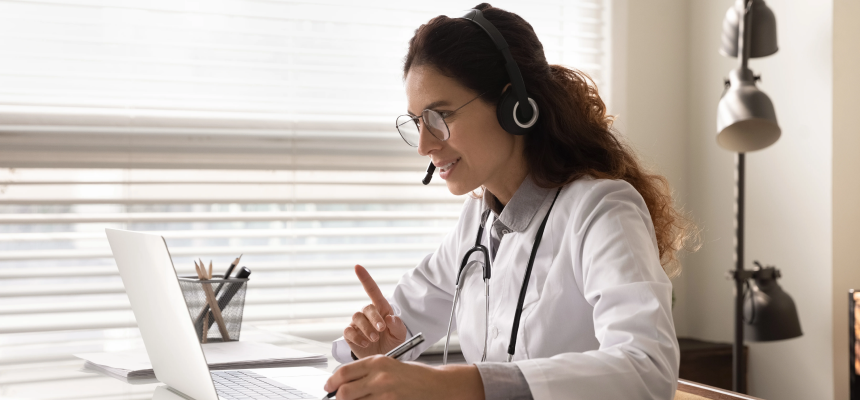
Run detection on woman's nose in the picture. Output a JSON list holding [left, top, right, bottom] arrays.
[[417, 121, 442, 156]]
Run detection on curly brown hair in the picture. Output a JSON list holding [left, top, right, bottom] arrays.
[[404, 3, 699, 277]]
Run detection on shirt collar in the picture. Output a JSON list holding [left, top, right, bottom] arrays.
[[482, 175, 553, 233]]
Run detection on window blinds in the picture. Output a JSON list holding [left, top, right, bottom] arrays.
[[0, 0, 607, 170], [0, 168, 463, 367], [0, 0, 609, 368]]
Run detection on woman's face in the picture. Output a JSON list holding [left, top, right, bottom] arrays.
[[404, 65, 525, 197]]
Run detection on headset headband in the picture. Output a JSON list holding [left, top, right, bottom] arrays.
[[460, 9, 534, 120]]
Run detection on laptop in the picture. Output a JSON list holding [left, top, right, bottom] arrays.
[[105, 228, 331, 400]]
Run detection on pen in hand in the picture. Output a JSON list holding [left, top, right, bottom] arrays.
[[322, 332, 425, 399]]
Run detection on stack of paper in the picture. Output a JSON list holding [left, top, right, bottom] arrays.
[[76, 341, 327, 380]]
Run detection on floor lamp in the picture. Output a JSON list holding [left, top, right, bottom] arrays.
[[716, 0, 803, 394]]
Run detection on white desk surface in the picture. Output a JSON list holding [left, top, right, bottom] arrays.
[[0, 326, 338, 400]]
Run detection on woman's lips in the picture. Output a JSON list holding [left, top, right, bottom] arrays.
[[438, 158, 460, 180]]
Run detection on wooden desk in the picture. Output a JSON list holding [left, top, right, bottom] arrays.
[[676, 379, 763, 400], [1, 329, 758, 400]]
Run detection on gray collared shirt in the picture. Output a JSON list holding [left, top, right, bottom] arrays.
[[474, 176, 553, 400], [482, 175, 554, 261]]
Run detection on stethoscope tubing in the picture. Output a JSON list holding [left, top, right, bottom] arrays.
[[506, 188, 560, 358], [443, 259, 488, 364], [442, 187, 562, 365], [442, 286, 460, 365]]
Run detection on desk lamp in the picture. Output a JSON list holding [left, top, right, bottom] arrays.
[[716, 0, 802, 394]]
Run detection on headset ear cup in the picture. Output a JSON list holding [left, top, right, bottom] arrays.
[[496, 88, 535, 136], [497, 89, 524, 135]]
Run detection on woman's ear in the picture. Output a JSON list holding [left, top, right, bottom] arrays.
[[501, 83, 512, 94]]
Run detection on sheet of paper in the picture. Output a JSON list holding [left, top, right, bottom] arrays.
[[199, 341, 323, 364], [76, 341, 326, 374], [75, 347, 152, 371]]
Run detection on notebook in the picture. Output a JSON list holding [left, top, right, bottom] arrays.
[[76, 341, 326, 380]]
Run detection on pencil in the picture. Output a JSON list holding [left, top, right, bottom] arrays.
[[193, 260, 204, 279], [195, 255, 239, 332], [223, 254, 242, 280], [197, 261, 211, 343], [202, 313, 210, 343], [194, 260, 231, 341]]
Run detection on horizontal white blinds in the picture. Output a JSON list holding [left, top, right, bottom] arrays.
[[0, 168, 463, 365], [0, 0, 608, 368], [0, 0, 607, 170]]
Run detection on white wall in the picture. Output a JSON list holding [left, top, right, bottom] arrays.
[[612, 1, 841, 398], [832, 0, 860, 398], [683, 1, 834, 399], [607, 0, 692, 334], [610, 0, 848, 400]]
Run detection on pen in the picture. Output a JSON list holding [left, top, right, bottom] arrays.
[[202, 267, 252, 331], [323, 332, 425, 399]]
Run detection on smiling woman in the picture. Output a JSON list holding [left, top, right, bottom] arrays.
[[402, 4, 698, 275], [0, 1, 615, 399], [325, 3, 699, 400], [407, 66, 528, 202]]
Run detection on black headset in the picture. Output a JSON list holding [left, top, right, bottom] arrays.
[[460, 9, 539, 136]]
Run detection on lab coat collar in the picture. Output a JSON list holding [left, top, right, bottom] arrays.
[[483, 175, 554, 233]]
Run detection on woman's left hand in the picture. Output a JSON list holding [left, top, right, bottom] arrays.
[[323, 355, 484, 400]]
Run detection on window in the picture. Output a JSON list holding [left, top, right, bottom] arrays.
[[0, 0, 610, 371]]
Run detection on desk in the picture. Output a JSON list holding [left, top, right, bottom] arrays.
[[2, 328, 752, 400], [0, 326, 337, 400]]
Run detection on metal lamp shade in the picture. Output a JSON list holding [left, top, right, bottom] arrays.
[[744, 275, 803, 342], [716, 69, 780, 152], [720, 0, 778, 58]]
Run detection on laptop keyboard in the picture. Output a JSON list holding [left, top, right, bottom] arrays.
[[212, 370, 314, 400]]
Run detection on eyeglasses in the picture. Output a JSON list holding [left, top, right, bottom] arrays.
[[395, 92, 485, 147]]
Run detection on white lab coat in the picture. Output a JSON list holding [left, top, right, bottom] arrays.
[[334, 177, 679, 400]]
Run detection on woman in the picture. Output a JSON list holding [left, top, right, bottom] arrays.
[[323, 4, 697, 399]]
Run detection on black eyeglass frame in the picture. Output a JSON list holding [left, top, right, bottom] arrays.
[[395, 92, 486, 147]]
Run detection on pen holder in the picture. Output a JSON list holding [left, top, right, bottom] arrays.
[[178, 275, 248, 343]]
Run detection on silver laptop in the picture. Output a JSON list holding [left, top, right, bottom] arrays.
[[105, 228, 331, 400]]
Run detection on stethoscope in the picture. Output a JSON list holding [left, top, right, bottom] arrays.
[[442, 187, 561, 364]]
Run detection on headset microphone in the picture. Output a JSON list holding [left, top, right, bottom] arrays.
[[422, 161, 436, 185]]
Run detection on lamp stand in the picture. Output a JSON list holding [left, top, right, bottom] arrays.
[[732, 152, 747, 393], [731, 3, 753, 393], [729, 153, 802, 393], [718, 3, 799, 392]]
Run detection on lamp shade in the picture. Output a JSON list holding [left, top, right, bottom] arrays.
[[720, 0, 778, 58], [716, 68, 780, 152], [744, 268, 803, 342]]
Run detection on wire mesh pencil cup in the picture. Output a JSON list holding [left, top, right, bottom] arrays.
[[178, 276, 248, 343]]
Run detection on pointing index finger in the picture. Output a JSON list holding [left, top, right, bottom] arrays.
[[355, 264, 391, 313]]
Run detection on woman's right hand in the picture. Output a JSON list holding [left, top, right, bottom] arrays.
[[344, 264, 408, 359]]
